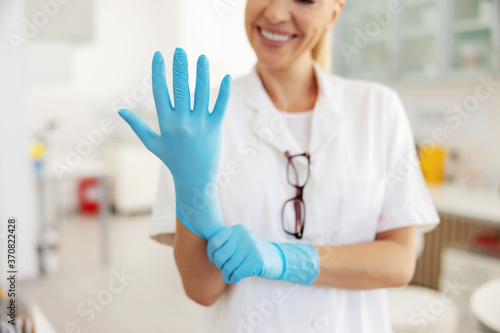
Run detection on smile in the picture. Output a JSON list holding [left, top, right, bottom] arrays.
[[258, 27, 296, 43]]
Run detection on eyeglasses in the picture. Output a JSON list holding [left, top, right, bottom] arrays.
[[281, 151, 310, 239]]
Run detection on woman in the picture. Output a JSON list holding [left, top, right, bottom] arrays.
[[119, 0, 440, 332]]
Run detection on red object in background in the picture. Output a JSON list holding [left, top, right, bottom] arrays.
[[470, 233, 500, 258], [78, 178, 100, 215]]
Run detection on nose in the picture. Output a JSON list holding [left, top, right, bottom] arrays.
[[263, 0, 291, 24]]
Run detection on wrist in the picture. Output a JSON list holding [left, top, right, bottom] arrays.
[[174, 182, 225, 240], [272, 243, 320, 285], [175, 182, 222, 215], [269, 243, 286, 280], [174, 178, 215, 202], [176, 203, 225, 239]]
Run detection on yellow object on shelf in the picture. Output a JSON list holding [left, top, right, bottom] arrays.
[[30, 142, 46, 159], [419, 146, 446, 184]]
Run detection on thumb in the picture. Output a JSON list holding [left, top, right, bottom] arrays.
[[118, 109, 160, 154]]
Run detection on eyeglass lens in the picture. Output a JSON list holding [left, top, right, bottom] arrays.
[[287, 155, 309, 187], [282, 198, 305, 235]]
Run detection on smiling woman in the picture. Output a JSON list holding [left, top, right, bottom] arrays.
[[245, 0, 342, 71], [118, 0, 442, 332]]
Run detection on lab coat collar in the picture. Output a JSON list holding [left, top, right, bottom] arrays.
[[244, 61, 345, 159]]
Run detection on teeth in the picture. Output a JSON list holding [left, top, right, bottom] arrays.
[[260, 29, 292, 42]]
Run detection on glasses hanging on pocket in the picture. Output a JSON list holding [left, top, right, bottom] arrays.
[[281, 151, 310, 239]]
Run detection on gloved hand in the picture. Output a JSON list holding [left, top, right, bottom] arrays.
[[118, 48, 232, 239], [207, 224, 320, 285]]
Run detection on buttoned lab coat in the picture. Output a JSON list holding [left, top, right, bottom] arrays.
[[150, 63, 440, 333]]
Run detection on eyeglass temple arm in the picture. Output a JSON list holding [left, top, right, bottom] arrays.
[[285, 151, 303, 235]]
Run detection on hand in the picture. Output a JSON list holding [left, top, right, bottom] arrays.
[[118, 48, 231, 239], [207, 225, 285, 284], [207, 225, 321, 285]]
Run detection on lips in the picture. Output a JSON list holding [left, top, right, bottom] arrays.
[[259, 28, 294, 42], [257, 26, 297, 48]]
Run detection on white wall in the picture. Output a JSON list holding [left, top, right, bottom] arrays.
[[23, 0, 256, 212], [177, 0, 256, 83], [0, 0, 39, 280]]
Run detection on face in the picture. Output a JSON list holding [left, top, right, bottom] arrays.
[[245, 0, 343, 70]]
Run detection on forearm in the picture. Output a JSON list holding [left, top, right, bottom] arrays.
[[313, 227, 417, 290], [173, 217, 226, 306]]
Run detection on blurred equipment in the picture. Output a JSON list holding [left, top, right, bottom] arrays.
[[471, 233, 500, 258], [78, 178, 100, 215], [445, 148, 460, 183], [31, 122, 59, 276], [68, 163, 112, 264], [441, 246, 500, 332], [419, 145, 447, 184], [470, 278, 500, 332]]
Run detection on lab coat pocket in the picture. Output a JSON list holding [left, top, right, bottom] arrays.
[[337, 176, 387, 245]]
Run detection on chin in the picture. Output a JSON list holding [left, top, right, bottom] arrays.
[[254, 51, 289, 69]]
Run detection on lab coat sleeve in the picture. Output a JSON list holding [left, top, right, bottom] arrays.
[[376, 90, 440, 234], [149, 163, 177, 245]]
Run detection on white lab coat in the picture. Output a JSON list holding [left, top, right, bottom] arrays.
[[150, 63, 440, 333]]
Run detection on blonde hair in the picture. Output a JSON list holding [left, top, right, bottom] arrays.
[[312, 31, 332, 72], [313, 0, 341, 72]]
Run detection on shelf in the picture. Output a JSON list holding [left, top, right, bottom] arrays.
[[399, 71, 439, 80], [402, 27, 436, 39], [369, 37, 390, 44], [453, 20, 492, 33], [447, 68, 493, 79], [404, 0, 435, 8], [359, 0, 390, 12], [331, 0, 500, 81]]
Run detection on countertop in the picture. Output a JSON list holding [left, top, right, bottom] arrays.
[[428, 183, 500, 225]]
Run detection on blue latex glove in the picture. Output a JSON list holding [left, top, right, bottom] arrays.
[[118, 48, 232, 239], [207, 224, 320, 285]]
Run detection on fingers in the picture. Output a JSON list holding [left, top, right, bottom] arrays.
[[172, 48, 191, 115], [212, 231, 241, 269], [221, 250, 249, 284], [210, 74, 232, 126], [118, 109, 159, 154], [207, 227, 234, 264], [193, 54, 210, 118], [152, 51, 172, 130], [229, 260, 254, 284]]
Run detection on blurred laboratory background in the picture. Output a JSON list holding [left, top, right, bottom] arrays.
[[0, 0, 500, 332]]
